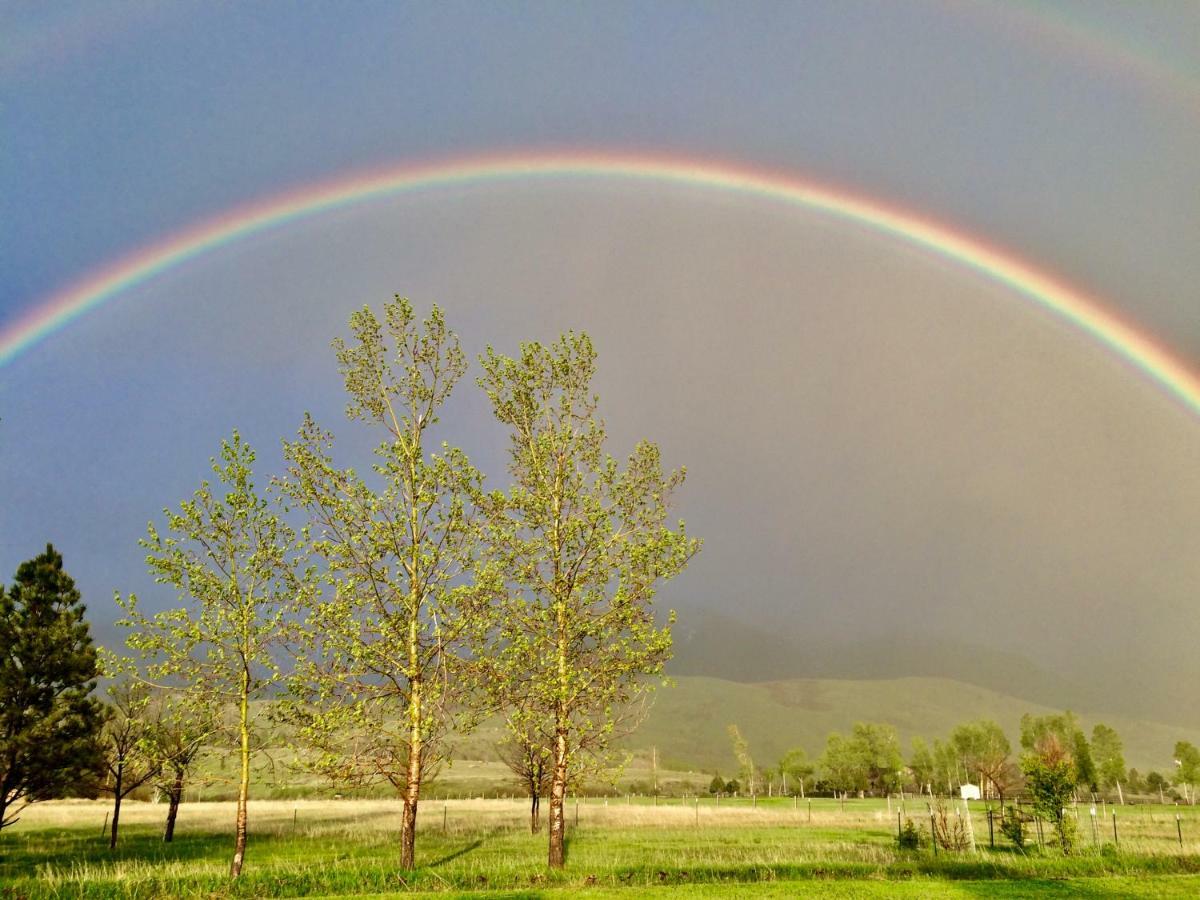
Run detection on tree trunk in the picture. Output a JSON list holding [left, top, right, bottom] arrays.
[[548, 725, 568, 868], [1116, 781, 1124, 806], [230, 672, 250, 878], [109, 765, 123, 849], [164, 774, 183, 842], [530, 790, 540, 833], [400, 621, 423, 871], [400, 732, 421, 870]]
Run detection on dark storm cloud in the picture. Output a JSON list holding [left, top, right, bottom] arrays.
[[1, 2, 1197, 721]]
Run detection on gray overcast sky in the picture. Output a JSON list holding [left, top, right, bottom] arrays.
[[2, 1, 1198, 718]]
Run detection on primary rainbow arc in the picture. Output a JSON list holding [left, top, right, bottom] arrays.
[[2, 151, 1198, 419]]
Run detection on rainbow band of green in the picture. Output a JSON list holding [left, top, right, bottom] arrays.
[[3, 151, 1198, 419]]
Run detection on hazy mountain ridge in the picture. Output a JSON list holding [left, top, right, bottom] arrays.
[[631, 674, 1200, 776], [667, 609, 1187, 723]]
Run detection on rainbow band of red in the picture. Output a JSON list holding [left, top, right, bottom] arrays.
[[3, 152, 1197, 418]]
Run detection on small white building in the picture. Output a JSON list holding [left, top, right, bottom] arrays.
[[959, 783, 981, 800]]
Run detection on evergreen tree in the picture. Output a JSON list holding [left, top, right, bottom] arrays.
[[0, 545, 105, 830]]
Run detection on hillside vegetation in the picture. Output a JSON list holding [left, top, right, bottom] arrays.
[[629, 674, 1200, 775]]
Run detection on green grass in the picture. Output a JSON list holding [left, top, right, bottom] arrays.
[[4, 797, 1200, 898]]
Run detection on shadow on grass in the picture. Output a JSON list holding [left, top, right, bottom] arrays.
[[427, 836, 485, 868], [2, 827, 235, 871]]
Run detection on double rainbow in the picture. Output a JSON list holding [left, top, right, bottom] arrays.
[[2, 152, 1198, 419]]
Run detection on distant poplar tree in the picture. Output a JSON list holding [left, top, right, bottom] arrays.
[[950, 720, 1016, 801], [932, 738, 960, 794], [908, 738, 936, 796], [1090, 723, 1126, 805], [846, 722, 904, 795], [819, 732, 861, 795], [479, 332, 699, 869], [778, 747, 814, 797], [0, 546, 106, 830], [117, 432, 306, 878], [1020, 711, 1094, 793], [496, 727, 552, 833], [1174, 741, 1200, 806], [280, 299, 496, 871], [728, 725, 758, 797]]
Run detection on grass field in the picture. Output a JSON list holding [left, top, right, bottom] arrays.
[[4, 797, 1200, 897]]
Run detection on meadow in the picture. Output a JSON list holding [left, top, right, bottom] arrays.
[[4, 796, 1200, 898]]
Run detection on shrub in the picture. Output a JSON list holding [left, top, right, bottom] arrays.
[[930, 800, 970, 851], [1056, 812, 1078, 854], [897, 818, 923, 850], [999, 806, 1026, 849]]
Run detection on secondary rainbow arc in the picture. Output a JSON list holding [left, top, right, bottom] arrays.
[[2, 152, 1198, 420]]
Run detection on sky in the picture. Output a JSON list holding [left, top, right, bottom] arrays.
[[2, 1, 1199, 720]]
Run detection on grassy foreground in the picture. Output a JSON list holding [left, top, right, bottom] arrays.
[[3, 797, 1200, 897]]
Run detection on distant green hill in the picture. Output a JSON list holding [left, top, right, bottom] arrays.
[[627, 674, 1200, 776], [666, 609, 1192, 725]]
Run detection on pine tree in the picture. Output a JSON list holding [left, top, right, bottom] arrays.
[[0, 545, 106, 830]]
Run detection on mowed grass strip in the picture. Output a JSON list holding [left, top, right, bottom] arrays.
[[4, 799, 1200, 898]]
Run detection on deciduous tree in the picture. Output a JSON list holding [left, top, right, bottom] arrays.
[[1090, 723, 1126, 805], [908, 737, 936, 796], [1020, 711, 1093, 793], [778, 747, 814, 797], [150, 694, 213, 842], [280, 299, 495, 870], [847, 722, 903, 796], [1021, 733, 1077, 853], [478, 332, 699, 868], [950, 719, 1016, 801], [819, 732, 861, 795], [117, 432, 305, 878], [727, 725, 758, 797], [99, 679, 161, 849], [497, 728, 552, 833], [1174, 741, 1200, 805]]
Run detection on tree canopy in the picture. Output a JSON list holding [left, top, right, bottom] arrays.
[[0, 545, 105, 830], [478, 331, 699, 867]]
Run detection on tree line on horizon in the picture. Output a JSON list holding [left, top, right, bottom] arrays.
[[0, 297, 699, 877], [711, 717, 1198, 804]]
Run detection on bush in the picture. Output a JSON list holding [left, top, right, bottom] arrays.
[[1056, 812, 1078, 854], [930, 800, 971, 851], [999, 806, 1026, 849], [897, 818, 923, 850]]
